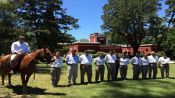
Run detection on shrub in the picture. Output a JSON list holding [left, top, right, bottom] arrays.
[[86, 49, 96, 54]]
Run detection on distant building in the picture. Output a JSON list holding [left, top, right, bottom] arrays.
[[69, 33, 153, 54]]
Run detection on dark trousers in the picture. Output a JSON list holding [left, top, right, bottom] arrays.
[[149, 63, 157, 79], [107, 63, 116, 81], [133, 64, 141, 80], [80, 64, 92, 83], [120, 65, 128, 80], [141, 65, 148, 79], [50, 67, 61, 86], [115, 63, 120, 79], [95, 65, 105, 82], [160, 64, 169, 78]]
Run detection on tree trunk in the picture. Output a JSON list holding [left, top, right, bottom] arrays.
[[35, 32, 42, 49], [131, 43, 140, 55]]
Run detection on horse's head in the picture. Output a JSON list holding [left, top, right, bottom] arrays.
[[37, 48, 53, 63]]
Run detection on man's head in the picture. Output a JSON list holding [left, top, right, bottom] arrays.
[[84, 50, 89, 56], [109, 50, 115, 55], [162, 52, 167, 58], [19, 35, 26, 43], [143, 53, 147, 58], [55, 51, 60, 57], [98, 53, 104, 59], [135, 52, 140, 57], [150, 51, 155, 56], [71, 49, 77, 55]]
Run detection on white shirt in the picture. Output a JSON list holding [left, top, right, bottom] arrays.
[[51, 56, 63, 68], [11, 41, 30, 54], [158, 57, 170, 65], [66, 54, 79, 65], [141, 57, 149, 66], [148, 55, 158, 63], [79, 54, 93, 65], [105, 54, 117, 63], [120, 58, 129, 66], [94, 57, 105, 65], [131, 56, 141, 65]]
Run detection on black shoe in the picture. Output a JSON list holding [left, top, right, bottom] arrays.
[[80, 82, 84, 84], [73, 83, 77, 85]]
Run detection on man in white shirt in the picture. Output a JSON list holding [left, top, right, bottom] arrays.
[[105, 50, 117, 81], [80, 50, 93, 84], [158, 53, 170, 78], [94, 53, 105, 82], [141, 54, 149, 79], [66, 49, 79, 86], [148, 51, 158, 79], [120, 54, 129, 80], [131, 52, 141, 80], [50, 51, 63, 87], [10, 35, 30, 74]]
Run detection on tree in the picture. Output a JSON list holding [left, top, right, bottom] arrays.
[[79, 39, 89, 42], [102, 0, 161, 54], [0, 1, 21, 54], [166, 0, 175, 27], [9, 0, 79, 51], [162, 28, 175, 58]]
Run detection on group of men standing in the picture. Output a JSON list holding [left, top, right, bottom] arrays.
[[50, 49, 171, 87]]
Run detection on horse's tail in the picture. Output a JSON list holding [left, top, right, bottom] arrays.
[[33, 71, 35, 80]]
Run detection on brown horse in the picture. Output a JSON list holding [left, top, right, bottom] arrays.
[[0, 54, 12, 86], [19, 48, 53, 92], [0, 48, 53, 93]]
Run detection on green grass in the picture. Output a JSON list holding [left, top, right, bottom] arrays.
[[1, 63, 175, 98]]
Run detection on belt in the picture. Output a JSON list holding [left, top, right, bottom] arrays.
[[108, 63, 115, 64], [97, 65, 104, 66], [51, 67, 60, 69], [150, 63, 157, 64], [81, 64, 91, 66]]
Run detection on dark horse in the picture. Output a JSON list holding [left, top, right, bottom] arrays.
[[0, 48, 53, 93]]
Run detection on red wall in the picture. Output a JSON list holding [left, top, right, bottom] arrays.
[[90, 36, 95, 43], [69, 43, 153, 54], [122, 46, 153, 54]]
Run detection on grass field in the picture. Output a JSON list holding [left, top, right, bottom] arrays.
[[1, 63, 175, 98]]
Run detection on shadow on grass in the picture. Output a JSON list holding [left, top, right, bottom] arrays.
[[7, 85, 66, 96], [91, 79, 175, 98]]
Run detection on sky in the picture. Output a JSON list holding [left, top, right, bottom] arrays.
[[62, 0, 168, 41]]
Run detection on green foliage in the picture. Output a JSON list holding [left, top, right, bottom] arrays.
[[59, 46, 69, 55], [165, 0, 175, 27], [86, 49, 96, 54], [102, 0, 161, 53], [162, 28, 175, 58], [8, 0, 79, 51], [0, 1, 20, 54], [79, 39, 89, 42]]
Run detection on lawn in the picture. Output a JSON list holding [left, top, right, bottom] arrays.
[[1, 63, 175, 98]]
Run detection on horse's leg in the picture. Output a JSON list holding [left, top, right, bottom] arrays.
[[21, 73, 27, 93], [25, 74, 32, 86], [1, 73, 5, 87], [8, 73, 12, 86]]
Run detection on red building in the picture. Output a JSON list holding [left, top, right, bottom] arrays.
[[69, 33, 153, 54]]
